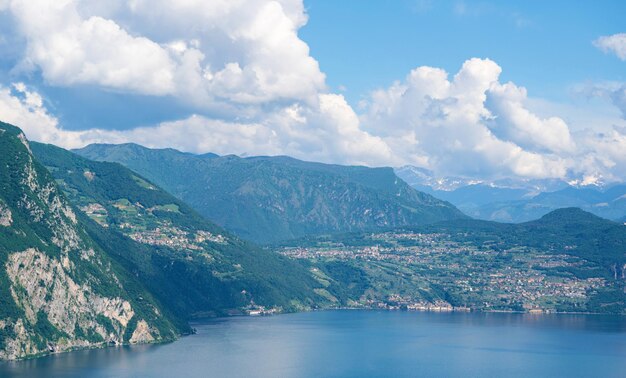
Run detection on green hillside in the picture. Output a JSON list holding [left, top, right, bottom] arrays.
[[275, 208, 626, 314], [0, 122, 180, 360], [32, 142, 329, 319], [75, 143, 466, 243]]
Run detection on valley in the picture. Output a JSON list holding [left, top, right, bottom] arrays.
[[2, 2, 625, 374], [2, 122, 626, 361], [31, 141, 329, 321]]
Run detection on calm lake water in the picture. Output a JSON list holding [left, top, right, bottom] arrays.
[[2, 310, 626, 377]]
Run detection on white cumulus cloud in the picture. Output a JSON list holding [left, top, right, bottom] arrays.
[[3, 0, 325, 114], [0, 1, 625, 184], [0, 83, 88, 147], [0, 83, 395, 167], [486, 82, 576, 154], [361, 58, 571, 179], [8, 0, 177, 95], [594, 33, 626, 60]]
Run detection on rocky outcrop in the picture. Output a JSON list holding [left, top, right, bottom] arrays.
[[6, 249, 134, 341], [129, 320, 158, 344], [0, 122, 179, 360], [0, 201, 11, 226], [17, 132, 32, 154], [0, 319, 41, 360], [18, 144, 81, 251]]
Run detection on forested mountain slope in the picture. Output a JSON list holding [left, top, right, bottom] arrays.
[[0, 122, 180, 360], [32, 142, 329, 320], [76, 143, 466, 243]]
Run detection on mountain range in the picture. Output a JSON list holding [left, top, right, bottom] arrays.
[[0, 122, 341, 359], [75, 144, 466, 243], [396, 165, 626, 223], [2, 120, 626, 360], [31, 142, 328, 318]]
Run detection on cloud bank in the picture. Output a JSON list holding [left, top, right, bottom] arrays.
[[0, 1, 625, 184], [360, 58, 576, 179]]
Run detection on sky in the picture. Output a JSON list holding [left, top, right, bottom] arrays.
[[0, 0, 625, 184]]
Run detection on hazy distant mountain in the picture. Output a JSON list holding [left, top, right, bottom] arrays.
[[395, 165, 626, 223], [393, 166, 482, 192], [448, 185, 626, 223], [394, 165, 569, 193], [75, 144, 467, 243]]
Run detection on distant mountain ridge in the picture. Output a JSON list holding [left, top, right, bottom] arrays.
[[395, 165, 626, 223], [75, 144, 466, 243], [394, 165, 571, 192]]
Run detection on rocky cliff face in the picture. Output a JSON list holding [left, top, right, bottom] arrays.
[[32, 141, 330, 320], [0, 200, 11, 227], [0, 122, 178, 360]]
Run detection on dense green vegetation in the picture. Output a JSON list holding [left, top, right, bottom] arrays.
[[276, 209, 626, 313], [32, 142, 329, 319], [315, 261, 370, 304], [75, 143, 466, 243], [0, 122, 180, 359], [424, 208, 626, 275], [4, 120, 626, 360]]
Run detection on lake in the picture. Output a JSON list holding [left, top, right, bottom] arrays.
[[2, 310, 626, 377]]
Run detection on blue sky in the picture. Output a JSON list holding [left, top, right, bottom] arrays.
[[0, 0, 625, 183], [300, 0, 626, 104]]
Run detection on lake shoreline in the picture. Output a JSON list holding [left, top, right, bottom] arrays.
[[4, 310, 626, 378], [4, 306, 622, 362]]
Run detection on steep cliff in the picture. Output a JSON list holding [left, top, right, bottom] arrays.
[[0, 122, 179, 360], [31, 141, 330, 319]]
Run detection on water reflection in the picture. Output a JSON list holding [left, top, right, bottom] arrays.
[[1, 343, 160, 378], [2, 311, 626, 378]]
